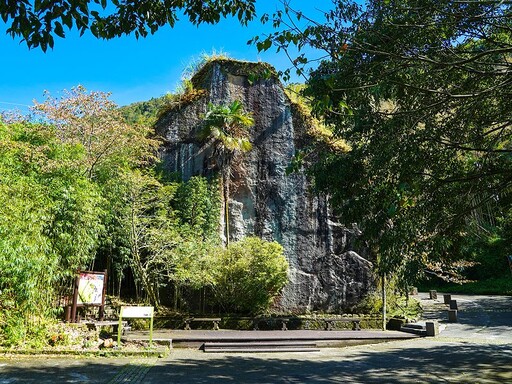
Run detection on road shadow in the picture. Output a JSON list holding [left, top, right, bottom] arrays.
[[1, 342, 511, 383], [146, 343, 512, 383]]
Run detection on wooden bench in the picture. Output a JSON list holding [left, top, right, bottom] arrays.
[[184, 317, 221, 331], [85, 320, 131, 334], [252, 317, 289, 331], [323, 318, 361, 331]]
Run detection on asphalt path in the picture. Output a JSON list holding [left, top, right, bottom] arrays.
[[1, 293, 511, 383]]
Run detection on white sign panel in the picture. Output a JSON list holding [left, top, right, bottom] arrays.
[[120, 306, 154, 318], [77, 272, 104, 305]]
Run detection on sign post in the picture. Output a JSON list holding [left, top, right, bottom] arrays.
[[117, 306, 154, 348]]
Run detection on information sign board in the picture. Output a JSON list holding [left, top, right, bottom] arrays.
[[77, 272, 105, 305], [117, 306, 154, 347]]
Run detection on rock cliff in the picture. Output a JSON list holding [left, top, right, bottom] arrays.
[[155, 59, 374, 312]]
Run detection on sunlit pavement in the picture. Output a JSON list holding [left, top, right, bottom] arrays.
[[419, 292, 512, 343], [1, 293, 511, 383]]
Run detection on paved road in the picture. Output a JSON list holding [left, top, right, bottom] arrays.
[[1, 293, 511, 383]]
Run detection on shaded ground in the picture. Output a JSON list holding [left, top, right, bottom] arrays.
[[0, 293, 511, 383]]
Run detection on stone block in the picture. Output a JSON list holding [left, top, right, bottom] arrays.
[[425, 321, 439, 337], [443, 294, 451, 304], [448, 309, 458, 322], [429, 290, 438, 300], [387, 317, 406, 331]]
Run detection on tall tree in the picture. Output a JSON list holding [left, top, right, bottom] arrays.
[[32, 85, 159, 180], [255, 0, 512, 281], [32, 85, 160, 299], [121, 169, 178, 307], [199, 100, 254, 246], [1, 0, 256, 51]]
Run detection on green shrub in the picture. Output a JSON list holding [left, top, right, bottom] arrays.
[[211, 237, 289, 314], [355, 276, 423, 320]]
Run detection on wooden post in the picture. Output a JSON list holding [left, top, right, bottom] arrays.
[[382, 273, 387, 331], [99, 269, 107, 321], [71, 273, 80, 323], [64, 305, 71, 323]]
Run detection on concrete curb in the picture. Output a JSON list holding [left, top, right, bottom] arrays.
[[0, 348, 169, 358]]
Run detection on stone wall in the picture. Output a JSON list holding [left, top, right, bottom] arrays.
[[155, 59, 374, 312]]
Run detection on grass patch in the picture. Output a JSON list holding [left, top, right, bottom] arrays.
[[419, 276, 512, 295], [355, 290, 423, 321]]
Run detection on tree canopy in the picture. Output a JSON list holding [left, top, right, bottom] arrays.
[[1, 0, 257, 51], [255, 0, 512, 282]]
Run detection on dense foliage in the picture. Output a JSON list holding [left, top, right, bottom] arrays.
[[119, 95, 171, 125], [0, 85, 290, 346], [211, 237, 288, 314], [1, 0, 257, 51], [256, 0, 512, 285], [0, 120, 104, 345]]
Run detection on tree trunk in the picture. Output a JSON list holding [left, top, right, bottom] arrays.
[[130, 201, 159, 307], [173, 283, 178, 311], [223, 168, 230, 247], [382, 273, 387, 331]]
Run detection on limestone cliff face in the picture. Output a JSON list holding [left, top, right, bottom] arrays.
[[155, 59, 374, 312]]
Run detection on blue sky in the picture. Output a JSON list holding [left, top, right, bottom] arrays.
[[0, 1, 332, 114]]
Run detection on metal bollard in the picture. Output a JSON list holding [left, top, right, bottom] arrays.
[[443, 294, 452, 304], [449, 299, 458, 310]]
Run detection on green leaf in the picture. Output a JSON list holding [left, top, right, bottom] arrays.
[[54, 21, 65, 38]]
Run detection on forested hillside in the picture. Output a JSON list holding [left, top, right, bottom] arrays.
[[0, 81, 288, 348], [255, 0, 512, 294], [119, 95, 170, 125]]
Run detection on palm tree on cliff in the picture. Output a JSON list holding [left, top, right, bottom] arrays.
[[199, 100, 254, 246]]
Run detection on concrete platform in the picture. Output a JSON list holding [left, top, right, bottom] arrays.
[[124, 329, 420, 348]]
